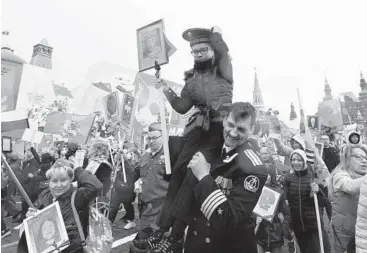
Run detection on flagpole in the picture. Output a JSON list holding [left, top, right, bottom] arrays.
[[154, 61, 172, 174], [297, 88, 324, 252]]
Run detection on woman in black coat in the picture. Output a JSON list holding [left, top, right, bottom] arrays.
[[17, 159, 103, 253]]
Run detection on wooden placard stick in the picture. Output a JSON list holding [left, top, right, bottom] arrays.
[[1, 153, 35, 209], [117, 131, 127, 183], [154, 61, 172, 174]]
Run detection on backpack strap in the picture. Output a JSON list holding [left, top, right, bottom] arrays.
[[71, 191, 86, 246]]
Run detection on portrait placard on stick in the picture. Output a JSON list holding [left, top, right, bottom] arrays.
[[137, 19, 169, 71], [253, 186, 282, 223], [23, 202, 69, 253], [103, 91, 120, 124], [307, 115, 320, 131], [314, 142, 324, 158], [119, 93, 136, 138]]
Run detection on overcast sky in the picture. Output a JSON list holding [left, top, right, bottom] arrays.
[[2, 0, 367, 123]]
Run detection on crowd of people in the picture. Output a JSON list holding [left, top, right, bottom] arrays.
[[1, 25, 367, 253]]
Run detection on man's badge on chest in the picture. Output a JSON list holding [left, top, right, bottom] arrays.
[[223, 153, 238, 163]]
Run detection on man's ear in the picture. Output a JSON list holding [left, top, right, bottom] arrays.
[[223, 116, 227, 127]]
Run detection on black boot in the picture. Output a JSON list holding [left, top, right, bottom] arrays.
[[132, 230, 165, 252], [148, 235, 183, 253]]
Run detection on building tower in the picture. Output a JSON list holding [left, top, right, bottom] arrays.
[[359, 71, 367, 102], [1, 31, 27, 112], [253, 69, 264, 113], [30, 38, 53, 69], [323, 75, 333, 101]]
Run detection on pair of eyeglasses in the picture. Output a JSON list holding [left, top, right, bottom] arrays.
[[191, 47, 209, 56], [351, 154, 367, 162], [146, 135, 162, 141]]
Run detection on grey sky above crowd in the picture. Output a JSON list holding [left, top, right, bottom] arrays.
[[2, 0, 367, 123]]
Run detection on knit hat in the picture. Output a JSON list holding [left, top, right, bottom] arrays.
[[290, 149, 308, 170]]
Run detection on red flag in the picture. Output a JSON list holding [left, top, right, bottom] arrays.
[[92, 82, 112, 93], [44, 112, 95, 144], [53, 84, 73, 98]]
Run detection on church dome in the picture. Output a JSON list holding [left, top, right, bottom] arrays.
[[1, 48, 27, 64]]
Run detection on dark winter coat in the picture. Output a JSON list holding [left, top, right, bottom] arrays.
[[112, 159, 137, 204], [283, 169, 328, 232], [17, 167, 103, 253], [24, 163, 51, 198], [22, 147, 41, 197], [322, 145, 340, 173]]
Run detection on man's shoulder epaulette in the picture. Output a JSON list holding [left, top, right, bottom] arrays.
[[236, 146, 267, 175], [184, 69, 194, 81]]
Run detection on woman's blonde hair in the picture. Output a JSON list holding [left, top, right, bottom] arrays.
[[46, 158, 74, 181], [328, 144, 367, 195], [339, 143, 367, 168]]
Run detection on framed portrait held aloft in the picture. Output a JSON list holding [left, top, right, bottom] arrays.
[[119, 93, 136, 137], [253, 186, 282, 223], [103, 91, 120, 123], [137, 19, 169, 71], [23, 202, 69, 253], [314, 142, 324, 158], [307, 115, 320, 130]]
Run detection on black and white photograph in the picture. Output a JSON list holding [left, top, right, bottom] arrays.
[[2, 1, 367, 253], [307, 115, 320, 130], [103, 91, 120, 122], [120, 93, 135, 135], [314, 141, 324, 158], [253, 186, 282, 223], [137, 19, 168, 71], [23, 202, 69, 253]]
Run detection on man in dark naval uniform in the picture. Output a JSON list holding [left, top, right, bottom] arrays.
[[183, 102, 268, 253]]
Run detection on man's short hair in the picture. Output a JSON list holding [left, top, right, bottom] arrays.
[[227, 102, 257, 126], [148, 122, 162, 132]]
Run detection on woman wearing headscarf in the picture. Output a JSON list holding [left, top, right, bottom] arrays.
[[328, 143, 367, 253]]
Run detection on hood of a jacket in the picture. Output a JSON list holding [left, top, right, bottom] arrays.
[[291, 134, 306, 151], [290, 149, 308, 171], [348, 131, 361, 144]]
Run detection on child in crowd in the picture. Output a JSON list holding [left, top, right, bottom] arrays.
[[256, 162, 293, 253]]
